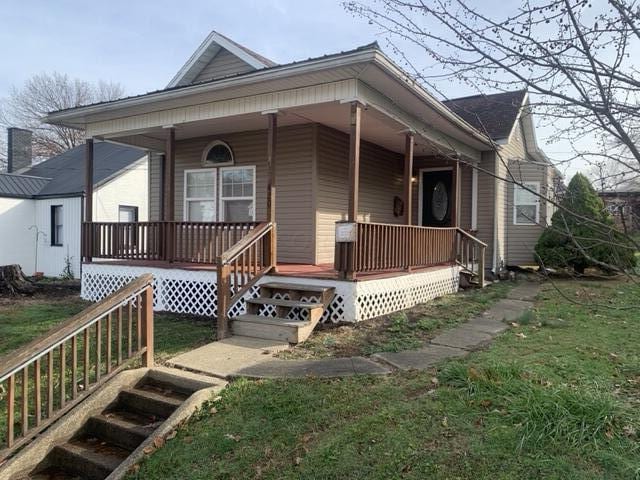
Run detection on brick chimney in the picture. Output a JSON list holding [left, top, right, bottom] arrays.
[[7, 127, 33, 173]]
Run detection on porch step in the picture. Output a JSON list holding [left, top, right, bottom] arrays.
[[231, 282, 335, 344], [232, 314, 314, 344], [26, 373, 206, 480]]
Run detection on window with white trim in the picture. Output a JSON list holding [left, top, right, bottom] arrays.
[[220, 166, 255, 222], [184, 169, 216, 221], [513, 182, 540, 225]]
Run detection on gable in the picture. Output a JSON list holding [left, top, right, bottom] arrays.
[[168, 31, 276, 88], [192, 48, 255, 83]]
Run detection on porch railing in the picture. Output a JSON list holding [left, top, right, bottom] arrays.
[[82, 221, 259, 264], [335, 222, 486, 285], [216, 222, 276, 339], [0, 274, 154, 461]]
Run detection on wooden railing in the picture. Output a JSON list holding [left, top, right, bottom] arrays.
[[335, 222, 457, 278], [0, 274, 154, 461], [216, 222, 276, 339], [82, 221, 259, 264], [455, 228, 487, 287], [335, 222, 487, 286]]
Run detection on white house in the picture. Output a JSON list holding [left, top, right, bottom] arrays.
[[0, 128, 149, 278]]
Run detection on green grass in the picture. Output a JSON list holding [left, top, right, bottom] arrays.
[[130, 279, 640, 479], [279, 282, 514, 359]]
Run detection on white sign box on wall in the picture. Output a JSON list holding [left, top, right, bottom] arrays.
[[335, 222, 357, 243]]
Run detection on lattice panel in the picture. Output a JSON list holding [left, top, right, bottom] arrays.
[[355, 266, 460, 321]]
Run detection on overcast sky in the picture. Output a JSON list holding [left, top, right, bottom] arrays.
[[1, 0, 582, 176]]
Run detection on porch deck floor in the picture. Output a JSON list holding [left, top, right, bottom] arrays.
[[85, 260, 453, 281]]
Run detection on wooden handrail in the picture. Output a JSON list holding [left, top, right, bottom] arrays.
[[216, 222, 276, 339], [0, 275, 154, 459], [455, 227, 488, 248], [455, 228, 486, 287]]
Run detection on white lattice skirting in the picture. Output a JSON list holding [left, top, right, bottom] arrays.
[[81, 264, 460, 323]]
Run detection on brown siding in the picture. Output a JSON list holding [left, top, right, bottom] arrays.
[[193, 49, 254, 83], [315, 125, 405, 264], [160, 124, 315, 263], [476, 151, 496, 268]]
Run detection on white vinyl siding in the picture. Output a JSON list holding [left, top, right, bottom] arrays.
[[513, 182, 540, 225]]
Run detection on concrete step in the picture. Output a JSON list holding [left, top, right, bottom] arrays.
[[246, 297, 324, 309], [85, 412, 155, 451], [49, 437, 130, 480], [232, 314, 314, 344], [117, 387, 182, 419], [26, 465, 84, 479]]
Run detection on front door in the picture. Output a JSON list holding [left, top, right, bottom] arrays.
[[421, 170, 453, 227]]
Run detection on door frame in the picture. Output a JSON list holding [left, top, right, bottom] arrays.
[[417, 167, 453, 226]]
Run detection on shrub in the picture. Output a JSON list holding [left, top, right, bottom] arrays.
[[535, 173, 637, 274]]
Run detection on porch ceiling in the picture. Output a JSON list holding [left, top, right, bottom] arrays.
[[105, 101, 442, 156]]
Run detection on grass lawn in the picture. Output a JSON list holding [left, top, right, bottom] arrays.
[[278, 281, 513, 359], [130, 278, 640, 480]]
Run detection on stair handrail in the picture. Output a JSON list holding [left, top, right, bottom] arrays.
[[0, 274, 154, 460], [455, 227, 486, 286], [216, 222, 276, 339]]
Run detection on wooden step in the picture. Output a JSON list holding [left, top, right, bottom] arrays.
[[258, 282, 332, 294], [49, 437, 130, 480], [246, 297, 324, 309], [232, 314, 315, 344]]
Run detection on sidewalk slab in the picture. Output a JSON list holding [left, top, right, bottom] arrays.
[[482, 298, 533, 322], [373, 344, 466, 371], [431, 324, 494, 350], [506, 282, 541, 302], [234, 356, 391, 379], [167, 337, 289, 379], [466, 316, 510, 335]]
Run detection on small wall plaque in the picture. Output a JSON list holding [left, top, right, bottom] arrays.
[[335, 222, 357, 243]]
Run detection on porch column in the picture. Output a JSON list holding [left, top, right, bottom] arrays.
[[451, 160, 461, 227], [348, 102, 362, 221], [403, 132, 414, 225], [266, 112, 277, 270], [164, 126, 176, 262], [84, 138, 94, 262]]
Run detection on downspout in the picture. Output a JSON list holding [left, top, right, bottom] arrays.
[[492, 152, 499, 274]]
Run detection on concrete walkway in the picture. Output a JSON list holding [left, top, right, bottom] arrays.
[[168, 282, 541, 379]]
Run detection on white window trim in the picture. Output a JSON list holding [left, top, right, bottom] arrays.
[[183, 168, 217, 221], [219, 165, 257, 222], [513, 181, 540, 225], [201, 140, 234, 167]]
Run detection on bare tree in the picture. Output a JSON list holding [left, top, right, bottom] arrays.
[[345, 0, 640, 283], [0, 72, 124, 160]]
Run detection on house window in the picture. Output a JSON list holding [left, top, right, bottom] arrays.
[[51, 205, 63, 246], [118, 205, 138, 223], [513, 182, 540, 225], [202, 140, 234, 167], [184, 169, 216, 221], [220, 166, 255, 222]]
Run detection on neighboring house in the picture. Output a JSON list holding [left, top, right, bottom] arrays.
[[599, 190, 640, 234], [444, 91, 562, 267], [0, 128, 149, 278], [42, 31, 559, 327]]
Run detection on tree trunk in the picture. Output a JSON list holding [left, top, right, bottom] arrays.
[[0, 264, 36, 295]]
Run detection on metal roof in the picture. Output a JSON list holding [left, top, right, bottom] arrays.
[[0, 142, 146, 199], [0, 173, 50, 198]]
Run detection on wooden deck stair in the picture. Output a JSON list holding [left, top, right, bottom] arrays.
[[22, 376, 196, 480], [231, 282, 335, 344]]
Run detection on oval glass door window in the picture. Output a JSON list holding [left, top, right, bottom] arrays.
[[431, 181, 449, 221]]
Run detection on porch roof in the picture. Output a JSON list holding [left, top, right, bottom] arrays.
[[43, 43, 492, 159]]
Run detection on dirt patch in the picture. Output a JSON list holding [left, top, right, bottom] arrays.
[[0, 278, 83, 308]]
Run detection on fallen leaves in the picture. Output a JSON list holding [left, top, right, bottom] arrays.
[[225, 433, 242, 442], [515, 332, 527, 339]]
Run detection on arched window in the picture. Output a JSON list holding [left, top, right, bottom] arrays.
[[202, 140, 234, 167]]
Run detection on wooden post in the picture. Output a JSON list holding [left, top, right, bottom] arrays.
[[164, 127, 176, 262], [141, 285, 154, 367], [347, 102, 362, 222], [403, 132, 414, 225], [266, 113, 277, 270], [216, 262, 231, 339], [84, 138, 94, 262], [478, 244, 486, 287], [451, 160, 461, 227]]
